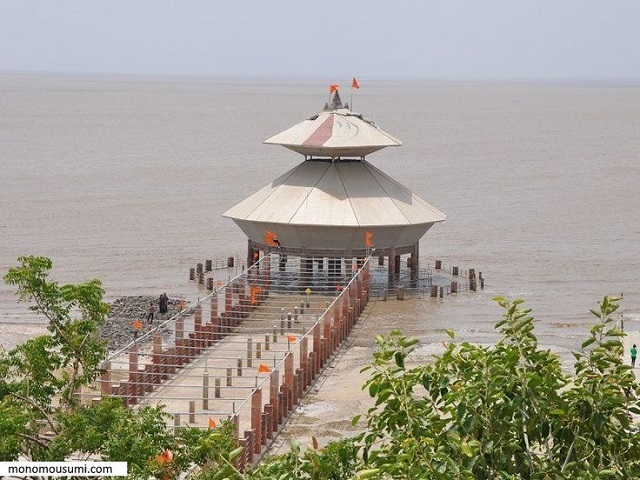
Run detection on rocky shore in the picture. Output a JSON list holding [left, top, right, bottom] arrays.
[[99, 295, 185, 351]]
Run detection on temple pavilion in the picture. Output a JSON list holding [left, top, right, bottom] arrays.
[[223, 88, 445, 286]]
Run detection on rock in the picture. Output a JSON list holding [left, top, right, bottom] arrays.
[[99, 295, 185, 351]]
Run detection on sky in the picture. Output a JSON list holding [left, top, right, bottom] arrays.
[[1, 0, 639, 81]]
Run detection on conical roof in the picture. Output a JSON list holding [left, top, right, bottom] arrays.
[[223, 159, 445, 252], [264, 108, 402, 158], [224, 160, 444, 227]]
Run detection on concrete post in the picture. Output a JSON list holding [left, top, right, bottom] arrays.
[[251, 388, 263, 454], [100, 361, 111, 396], [203, 372, 210, 410]]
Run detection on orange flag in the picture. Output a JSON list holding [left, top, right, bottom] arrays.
[[329, 84, 339, 93], [365, 231, 374, 247], [208, 417, 217, 429], [132, 320, 143, 330], [250, 286, 261, 305], [258, 364, 271, 373], [286, 335, 297, 343], [351, 77, 360, 89], [266, 231, 278, 247]]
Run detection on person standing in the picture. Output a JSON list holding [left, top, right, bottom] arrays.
[[146, 301, 155, 324], [631, 344, 637, 368]]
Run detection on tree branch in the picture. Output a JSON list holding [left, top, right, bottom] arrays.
[[10, 392, 59, 435]]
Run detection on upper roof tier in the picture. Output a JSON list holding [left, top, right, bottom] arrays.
[[263, 91, 402, 158]]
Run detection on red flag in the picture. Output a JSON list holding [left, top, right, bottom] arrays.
[[132, 320, 143, 330], [329, 84, 339, 94], [258, 364, 271, 373], [351, 77, 360, 89], [287, 335, 297, 343], [208, 418, 217, 429]]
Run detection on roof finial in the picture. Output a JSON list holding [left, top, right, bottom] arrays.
[[330, 90, 343, 109]]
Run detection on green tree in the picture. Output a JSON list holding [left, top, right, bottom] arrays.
[[354, 295, 640, 479], [242, 437, 359, 480], [194, 295, 640, 480], [0, 256, 241, 479]]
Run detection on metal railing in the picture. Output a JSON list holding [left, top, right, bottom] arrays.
[[79, 252, 373, 470]]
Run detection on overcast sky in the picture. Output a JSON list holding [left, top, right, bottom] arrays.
[[1, 0, 639, 81]]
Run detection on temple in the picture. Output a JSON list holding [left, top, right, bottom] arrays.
[[223, 88, 445, 286]]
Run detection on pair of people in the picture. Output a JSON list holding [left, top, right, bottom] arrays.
[[146, 293, 169, 324], [159, 293, 169, 314]]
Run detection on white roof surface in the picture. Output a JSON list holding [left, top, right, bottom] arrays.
[[223, 160, 445, 228], [264, 108, 403, 158]]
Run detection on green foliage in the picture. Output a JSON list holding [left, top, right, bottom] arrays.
[[1, 256, 242, 478], [187, 420, 245, 479], [354, 295, 640, 479], [3, 255, 110, 408], [243, 437, 360, 480]]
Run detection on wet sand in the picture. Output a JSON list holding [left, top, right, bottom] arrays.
[[264, 298, 445, 456], [0, 322, 49, 352]]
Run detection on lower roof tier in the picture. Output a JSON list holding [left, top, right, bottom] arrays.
[[223, 159, 446, 228]]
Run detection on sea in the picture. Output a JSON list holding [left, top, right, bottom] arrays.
[[1, 73, 639, 365]]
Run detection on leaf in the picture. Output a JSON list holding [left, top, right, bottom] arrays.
[[352, 414, 362, 427], [394, 352, 405, 369], [460, 442, 473, 457], [446, 329, 455, 339], [592, 412, 606, 430], [356, 468, 381, 478], [228, 446, 244, 461], [368, 382, 379, 397]]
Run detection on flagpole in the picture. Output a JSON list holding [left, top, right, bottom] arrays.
[[350, 77, 359, 111]]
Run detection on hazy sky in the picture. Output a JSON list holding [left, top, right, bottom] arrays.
[[1, 0, 639, 80]]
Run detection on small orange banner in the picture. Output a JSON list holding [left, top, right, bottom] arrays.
[[329, 84, 339, 93], [132, 320, 143, 330], [351, 77, 360, 89], [365, 231, 374, 247], [208, 417, 217, 429], [250, 286, 260, 305], [266, 231, 280, 247], [286, 335, 297, 343], [258, 364, 271, 373]]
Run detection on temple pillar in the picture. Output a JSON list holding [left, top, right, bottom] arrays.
[[411, 242, 419, 283], [247, 241, 256, 268], [301, 257, 313, 287], [388, 248, 396, 286]]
